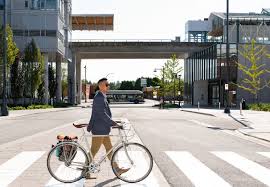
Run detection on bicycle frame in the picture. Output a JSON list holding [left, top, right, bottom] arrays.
[[78, 123, 133, 167]]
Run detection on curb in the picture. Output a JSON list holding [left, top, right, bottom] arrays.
[[180, 109, 216, 117], [236, 129, 270, 143], [0, 107, 80, 120]]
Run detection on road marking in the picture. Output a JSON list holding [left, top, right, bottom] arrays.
[[257, 152, 270, 159], [118, 151, 159, 187], [45, 150, 85, 187], [165, 151, 231, 187], [212, 151, 270, 186], [0, 151, 45, 187]]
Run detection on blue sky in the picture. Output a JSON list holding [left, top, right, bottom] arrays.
[[72, 0, 269, 82]]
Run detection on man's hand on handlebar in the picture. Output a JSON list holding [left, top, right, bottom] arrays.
[[112, 121, 123, 129]]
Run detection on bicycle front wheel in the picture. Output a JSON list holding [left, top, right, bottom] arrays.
[[47, 141, 89, 183], [111, 142, 153, 183]]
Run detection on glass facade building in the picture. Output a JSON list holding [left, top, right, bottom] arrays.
[[184, 9, 270, 106]]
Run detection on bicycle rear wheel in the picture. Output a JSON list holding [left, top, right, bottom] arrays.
[[47, 142, 89, 183], [111, 142, 153, 183]]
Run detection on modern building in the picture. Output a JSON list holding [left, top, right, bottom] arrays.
[[0, 0, 113, 105], [184, 9, 270, 107]]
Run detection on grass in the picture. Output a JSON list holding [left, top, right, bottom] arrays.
[[8, 104, 53, 110]]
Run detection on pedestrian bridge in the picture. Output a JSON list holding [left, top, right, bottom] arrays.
[[70, 39, 213, 59], [68, 39, 214, 105]]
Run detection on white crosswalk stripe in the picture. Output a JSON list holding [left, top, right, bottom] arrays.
[[165, 151, 232, 187], [0, 151, 45, 187], [212, 151, 270, 187], [257, 152, 270, 159], [1, 150, 270, 186], [117, 151, 159, 187]]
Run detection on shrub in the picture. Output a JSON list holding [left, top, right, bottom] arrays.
[[247, 103, 270, 112], [27, 105, 53, 110]]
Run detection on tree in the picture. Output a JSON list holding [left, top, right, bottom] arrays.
[[61, 64, 68, 100], [23, 39, 44, 100], [235, 39, 270, 103], [119, 81, 134, 90], [48, 64, 56, 101], [0, 25, 19, 66], [0, 25, 19, 98], [157, 54, 183, 101]]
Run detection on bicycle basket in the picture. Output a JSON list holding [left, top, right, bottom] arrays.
[[56, 135, 78, 162]]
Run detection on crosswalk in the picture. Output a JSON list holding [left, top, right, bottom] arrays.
[[1, 151, 270, 186]]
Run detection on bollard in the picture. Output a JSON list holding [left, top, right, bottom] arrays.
[[240, 102, 243, 115], [219, 102, 221, 110], [198, 101, 200, 111]]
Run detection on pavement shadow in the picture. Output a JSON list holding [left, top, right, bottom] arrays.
[[228, 114, 253, 129]]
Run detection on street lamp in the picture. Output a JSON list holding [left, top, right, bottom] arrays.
[[84, 65, 87, 103], [224, 0, 231, 114], [1, 0, 9, 116], [178, 74, 182, 108], [154, 67, 165, 109]]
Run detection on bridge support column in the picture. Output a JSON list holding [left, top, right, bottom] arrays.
[[68, 54, 76, 105], [56, 55, 62, 102], [43, 53, 49, 104], [76, 57, 82, 104]]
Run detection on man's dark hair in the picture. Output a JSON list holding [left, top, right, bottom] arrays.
[[98, 78, 108, 85]]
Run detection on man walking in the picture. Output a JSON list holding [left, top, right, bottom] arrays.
[[85, 78, 129, 178]]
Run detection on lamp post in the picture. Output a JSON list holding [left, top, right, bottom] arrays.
[[224, 0, 230, 113], [154, 67, 165, 109], [178, 74, 182, 108], [173, 73, 176, 105], [1, 0, 8, 116], [84, 65, 87, 103]]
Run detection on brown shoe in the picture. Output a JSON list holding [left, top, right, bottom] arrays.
[[114, 167, 130, 176]]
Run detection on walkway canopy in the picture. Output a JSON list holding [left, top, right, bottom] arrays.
[[72, 14, 114, 31]]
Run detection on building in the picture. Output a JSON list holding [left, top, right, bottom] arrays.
[[184, 9, 270, 107], [0, 0, 113, 105]]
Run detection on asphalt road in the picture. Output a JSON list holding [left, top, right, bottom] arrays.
[[1, 106, 270, 187]]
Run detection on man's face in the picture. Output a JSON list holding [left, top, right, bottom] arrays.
[[99, 81, 110, 93]]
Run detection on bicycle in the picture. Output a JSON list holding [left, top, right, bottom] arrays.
[[47, 121, 153, 183]]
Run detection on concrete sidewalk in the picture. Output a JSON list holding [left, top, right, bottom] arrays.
[[181, 107, 270, 142]]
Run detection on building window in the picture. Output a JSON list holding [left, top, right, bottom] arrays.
[[25, 1, 29, 8], [31, 0, 40, 9], [46, 30, 57, 37], [29, 30, 41, 36], [13, 30, 26, 36], [0, 0, 4, 10], [46, 0, 57, 9]]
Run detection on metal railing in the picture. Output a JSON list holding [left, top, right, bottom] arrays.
[[70, 39, 175, 43]]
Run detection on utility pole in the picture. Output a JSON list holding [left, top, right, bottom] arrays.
[[1, 0, 9, 116], [84, 65, 87, 103], [224, 0, 230, 113]]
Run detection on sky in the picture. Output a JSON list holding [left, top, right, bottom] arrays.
[[72, 0, 270, 83]]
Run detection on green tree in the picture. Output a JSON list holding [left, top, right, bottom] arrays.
[[0, 24, 19, 66], [0, 25, 19, 98], [119, 81, 134, 90], [134, 78, 142, 90], [23, 39, 44, 100], [48, 64, 56, 101], [158, 54, 183, 100], [235, 39, 270, 103], [61, 64, 68, 100]]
